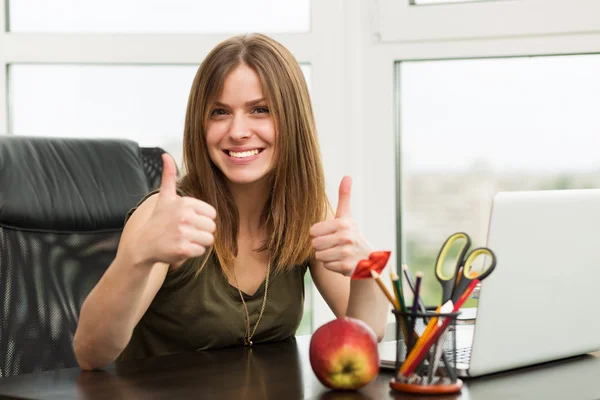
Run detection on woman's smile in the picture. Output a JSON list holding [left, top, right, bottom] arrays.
[[222, 148, 266, 165]]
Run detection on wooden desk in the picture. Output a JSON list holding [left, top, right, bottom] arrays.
[[0, 336, 599, 399]]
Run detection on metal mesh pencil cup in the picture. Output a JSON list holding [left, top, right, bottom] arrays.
[[389, 309, 463, 395]]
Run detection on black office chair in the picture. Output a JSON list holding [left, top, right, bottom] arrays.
[[0, 136, 169, 377], [140, 147, 171, 191]]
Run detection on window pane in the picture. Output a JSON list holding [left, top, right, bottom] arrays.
[[9, 63, 311, 167], [9, 0, 310, 33], [296, 273, 313, 335], [9, 64, 196, 165], [397, 54, 600, 307]]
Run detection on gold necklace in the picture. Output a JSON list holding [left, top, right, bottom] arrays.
[[233, 261, 270, 346]]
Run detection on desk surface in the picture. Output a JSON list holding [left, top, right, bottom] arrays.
[[1, 336, 599, 400]]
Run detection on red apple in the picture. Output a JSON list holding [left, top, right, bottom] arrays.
[[309, 317, 379, 390]]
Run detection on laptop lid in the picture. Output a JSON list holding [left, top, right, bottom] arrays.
[[468, 189, 600, 377]]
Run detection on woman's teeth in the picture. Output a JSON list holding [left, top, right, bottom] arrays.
[[228, 149, 260, 158]]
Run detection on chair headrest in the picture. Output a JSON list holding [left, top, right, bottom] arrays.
[[0, 136, 150, 231]]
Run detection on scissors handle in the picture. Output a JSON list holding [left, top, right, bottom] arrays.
[[435, 232, 471, 304], [452, 247, 497, 303]]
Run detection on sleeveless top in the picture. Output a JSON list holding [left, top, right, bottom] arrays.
[[117, 191, 308, 361]]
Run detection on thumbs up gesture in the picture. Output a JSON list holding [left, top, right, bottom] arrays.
[[136, 154, 217, 266], [310, 176, 372, 276]]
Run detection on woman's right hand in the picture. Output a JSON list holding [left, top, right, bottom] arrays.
[[130, 154, 217, 267]]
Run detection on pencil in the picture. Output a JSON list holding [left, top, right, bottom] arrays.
[[389, 271, 412, 350], [390, 272, 406, 312], [371, 270, 400, 310]]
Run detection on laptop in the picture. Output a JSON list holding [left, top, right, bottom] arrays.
[[380, 189, 600, 377]]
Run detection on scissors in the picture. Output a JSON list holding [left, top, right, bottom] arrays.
[[435, 232, 496, 306], [415, 232, 496, 353], [400, 232, 497, 377]]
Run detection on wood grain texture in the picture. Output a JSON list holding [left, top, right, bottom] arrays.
[[1, 336, 600, 399]]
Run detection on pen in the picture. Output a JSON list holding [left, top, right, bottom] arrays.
[[404, 262, 437, 342], [407, 272, 422, 353], [401, 264, 415, 346]]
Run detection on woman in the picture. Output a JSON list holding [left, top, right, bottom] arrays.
[[74, 33, 388, 369]]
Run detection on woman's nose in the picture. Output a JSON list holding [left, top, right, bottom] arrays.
[[229, 113, 252, 140]]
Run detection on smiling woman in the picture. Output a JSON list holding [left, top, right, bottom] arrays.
[[73, 33, 388, 370]]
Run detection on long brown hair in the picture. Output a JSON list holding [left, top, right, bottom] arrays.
[[179, 33, 327, 275]]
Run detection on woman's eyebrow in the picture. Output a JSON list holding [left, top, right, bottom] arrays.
[[214, 98, 266, 108], [245, 98, 266, 106]]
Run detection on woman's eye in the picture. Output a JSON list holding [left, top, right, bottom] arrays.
[[210, 108, 228, 117], [252, 107, 269, 114]]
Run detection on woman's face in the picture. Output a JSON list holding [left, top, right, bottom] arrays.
[[206, 64, 276, 186]]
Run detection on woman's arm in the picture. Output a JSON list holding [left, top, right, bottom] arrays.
[[74, 154, 216, 370], [309, 176, 389, 340], [73, 195, 169, 370]]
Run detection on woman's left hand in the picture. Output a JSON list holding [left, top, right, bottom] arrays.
[[310, 176, 372, 276]]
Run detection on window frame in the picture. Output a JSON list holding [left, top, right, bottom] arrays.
[[376, 0, 600, 43]]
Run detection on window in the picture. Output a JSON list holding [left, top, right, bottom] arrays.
[[397, 54, 600, 306], [8, 0, 311, 33]]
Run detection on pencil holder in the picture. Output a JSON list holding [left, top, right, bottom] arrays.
[[389, 309, 463, 395]]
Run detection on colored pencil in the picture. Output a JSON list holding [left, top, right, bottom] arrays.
[[371, 270, 400, 310], [390, 272, 406, 312]]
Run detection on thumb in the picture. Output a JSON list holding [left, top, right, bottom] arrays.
[[335, 176, 352, 219], [158, 153, 177, 199]]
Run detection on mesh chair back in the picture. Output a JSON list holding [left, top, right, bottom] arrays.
[[0, 228, 121, 377], [140, 147, 170, 191]]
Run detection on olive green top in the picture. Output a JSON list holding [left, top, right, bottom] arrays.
[[117, 191, 308, 362]]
